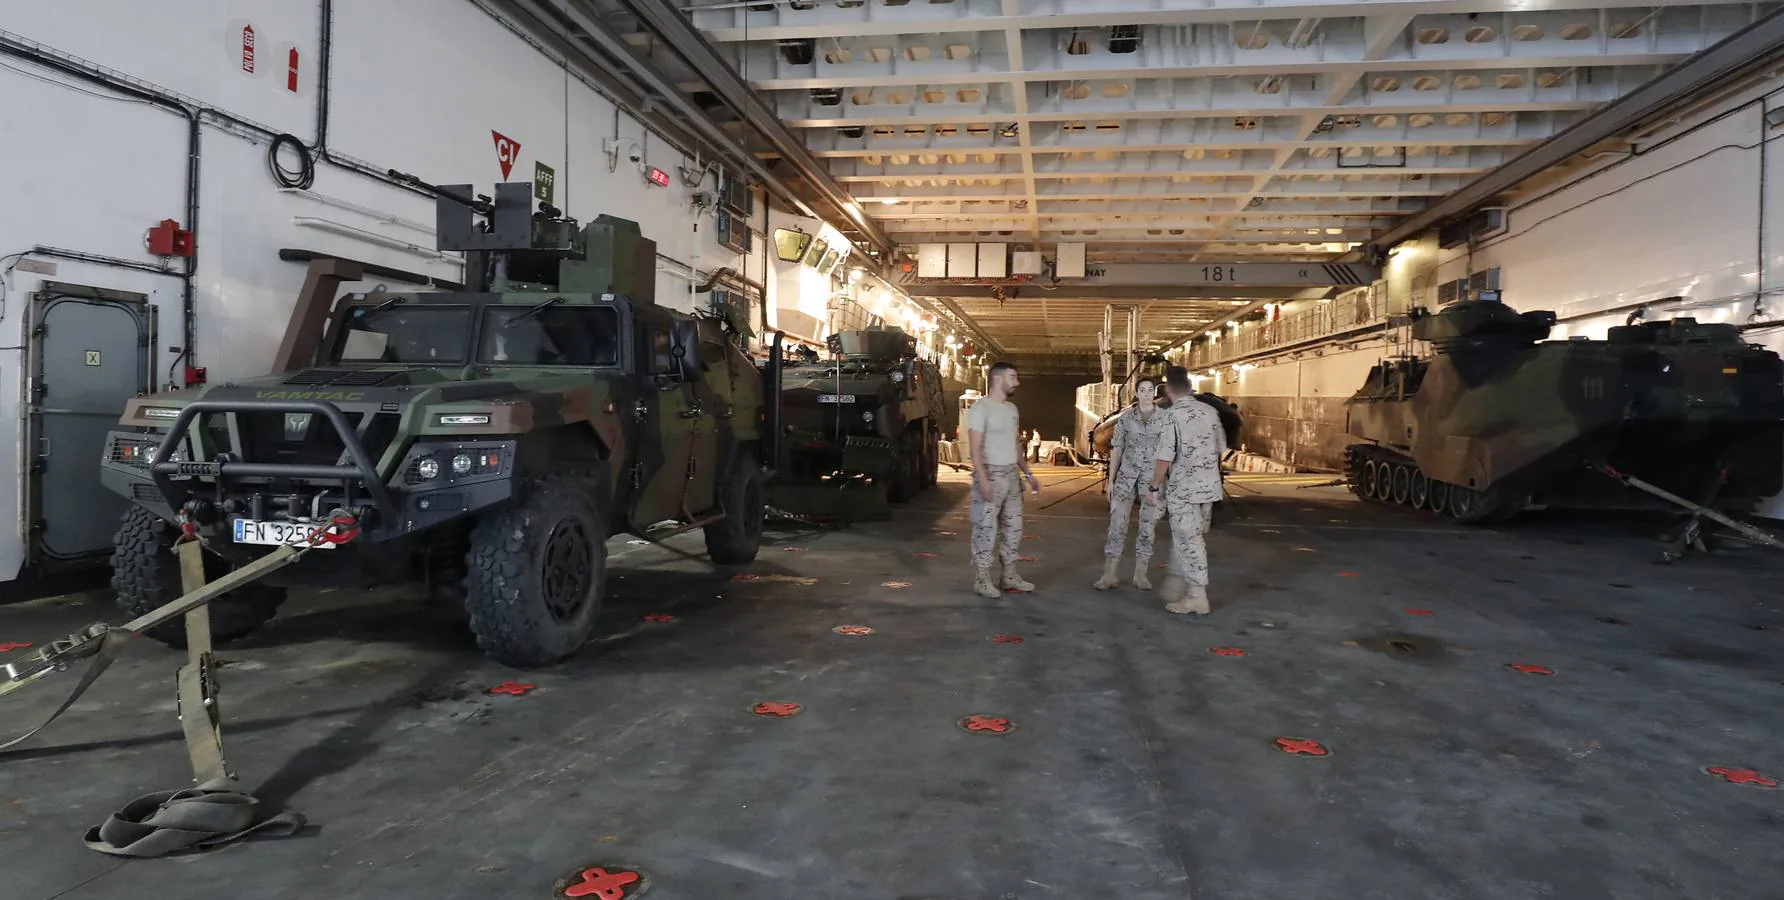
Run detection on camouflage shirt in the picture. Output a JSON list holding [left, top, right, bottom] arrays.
[[1110, 405, 1170, 486], [1154, 398, 1227, 504]]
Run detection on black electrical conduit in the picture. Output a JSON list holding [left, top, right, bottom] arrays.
[[1, 0, 443, 384]]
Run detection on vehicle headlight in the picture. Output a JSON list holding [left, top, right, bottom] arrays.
[[451, 453, 473, 476], [415, 456, 440, 480], [862, 410, 875, 423], [890, 371, 904, 383]]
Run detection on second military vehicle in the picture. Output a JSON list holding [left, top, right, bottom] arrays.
[[766, 326, 944, 519], [1344, 298, 1784, 524], [98, 180, 774, 667]]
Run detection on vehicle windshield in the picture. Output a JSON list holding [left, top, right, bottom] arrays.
[[332, 306, 473, 365], [478, 305, 621, 366]]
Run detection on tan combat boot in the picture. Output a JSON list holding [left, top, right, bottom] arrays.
[[1001, 562, 1035, 593], [1093, 557, 1121, 590], [1165, 582, 1211, 615], [1132, 558, 1153, 591], [973, 567, 1001, 599]]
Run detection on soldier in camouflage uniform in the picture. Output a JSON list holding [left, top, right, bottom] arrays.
[[1095, 378, 1172, 591], [968, 361, 1041, 598], [1146, 366, 1227, 615]]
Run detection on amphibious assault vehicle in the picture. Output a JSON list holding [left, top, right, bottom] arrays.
[[99, 180, 774, 667], [766, 327, 944, 520], [1344, 299, 1784, 524]]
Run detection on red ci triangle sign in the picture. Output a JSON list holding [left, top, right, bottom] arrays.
[[492, 130, 521, 180]]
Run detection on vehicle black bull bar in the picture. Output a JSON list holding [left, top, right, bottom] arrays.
[[145, 400, 401, 531]]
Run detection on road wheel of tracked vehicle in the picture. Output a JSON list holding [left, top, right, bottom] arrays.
[[463, 474, 606, 668], [1372, 460, 1394, 501], [110, 506, 287, 648], [1428, 481, 1449, 515], [1390, 464, 1412, 505], [1409, 470, 1430, 509], [888, 431, 925, 503], [705, 449, 766, 565], [1359, 459, 1379, 500]]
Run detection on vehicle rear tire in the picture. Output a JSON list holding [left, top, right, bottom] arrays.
[[888, 430, 924, 503], [705, 449, 766, 565], [463, 474, 606, 668], [111, 506, 287, 648]]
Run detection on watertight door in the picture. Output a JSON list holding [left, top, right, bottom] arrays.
[[27, 284, 152, 560]]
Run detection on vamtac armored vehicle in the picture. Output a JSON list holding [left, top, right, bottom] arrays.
[[98, 180, 774, 667], [765, 327, 944, 520], [1344, 298, 1784, 524]]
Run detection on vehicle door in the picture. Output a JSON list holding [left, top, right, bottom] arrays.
[[627, 313, 695, 529]]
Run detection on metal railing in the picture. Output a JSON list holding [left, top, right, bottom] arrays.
[[1190, 282, 1388, 369]]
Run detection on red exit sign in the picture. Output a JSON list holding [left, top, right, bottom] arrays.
[[646, 166, 670, 187]]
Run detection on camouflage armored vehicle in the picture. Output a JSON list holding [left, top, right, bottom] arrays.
[[1344, 298, 1784, 523], [767, 326, 944, 517], [98, 181, 772, 667]]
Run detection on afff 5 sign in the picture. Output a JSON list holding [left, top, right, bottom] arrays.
[[492, 131, 521, 181]]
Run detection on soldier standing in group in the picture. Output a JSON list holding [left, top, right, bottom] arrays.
[[1094, 377, 1171, 592], [968, 361, 1041, 599], [1146, 366, 1227, 615]]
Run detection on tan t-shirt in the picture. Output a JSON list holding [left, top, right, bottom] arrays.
[[967, 397, 1021, 466]]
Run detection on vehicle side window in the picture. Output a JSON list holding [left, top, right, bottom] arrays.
[[649, 328, 677, 376]]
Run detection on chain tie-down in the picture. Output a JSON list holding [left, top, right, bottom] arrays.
[[5, 508, 361, 856]]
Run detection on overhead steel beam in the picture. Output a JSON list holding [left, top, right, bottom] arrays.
[[903, 285, 1305, 303], [514, 0, 837, 233], [1366, 6, 1784, 252], [608, 0, 895, 257]]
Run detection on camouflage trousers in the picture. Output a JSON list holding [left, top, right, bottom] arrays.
[[1104, 476, 1162, 563], [1159, 498, 1213, 587], [970, 464, 1024, 570]]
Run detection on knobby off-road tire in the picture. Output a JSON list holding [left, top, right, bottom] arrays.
[[111, 506, 287, 648], [888, 430, 925, 503], [463, 474, 607, 668], [705, 450, 765, 565]]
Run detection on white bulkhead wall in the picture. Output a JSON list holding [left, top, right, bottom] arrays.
[[0, 0, 770, 582]]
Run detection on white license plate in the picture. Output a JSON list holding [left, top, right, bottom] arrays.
[[232, 518, 338, 549], [817, 394, 855, 404]]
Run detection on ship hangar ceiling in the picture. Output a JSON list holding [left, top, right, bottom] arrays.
[[582, 0, 1778, 370]]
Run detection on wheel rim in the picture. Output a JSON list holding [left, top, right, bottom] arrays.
[[1429, 482, 1449, 514], [1391, 465, 1412, 505], [1374, 461, 1393, 499], [541, 518, 595, 622], [1360, 460, 1379, 499], [1410, 471, 1429, 509], [1449, 486, 1478, 519]]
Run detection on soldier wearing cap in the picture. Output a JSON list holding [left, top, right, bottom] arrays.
[[1145, 365, 1227, 614]]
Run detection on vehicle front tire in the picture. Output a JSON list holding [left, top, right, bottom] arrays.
[[705, 449, 765, 565], [463, 474, 607, 668], [888, 430, 924, 503], [110, 506, 287, 648]]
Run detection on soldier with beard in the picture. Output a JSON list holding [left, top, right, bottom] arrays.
[[967, 361, 1041, 599]]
